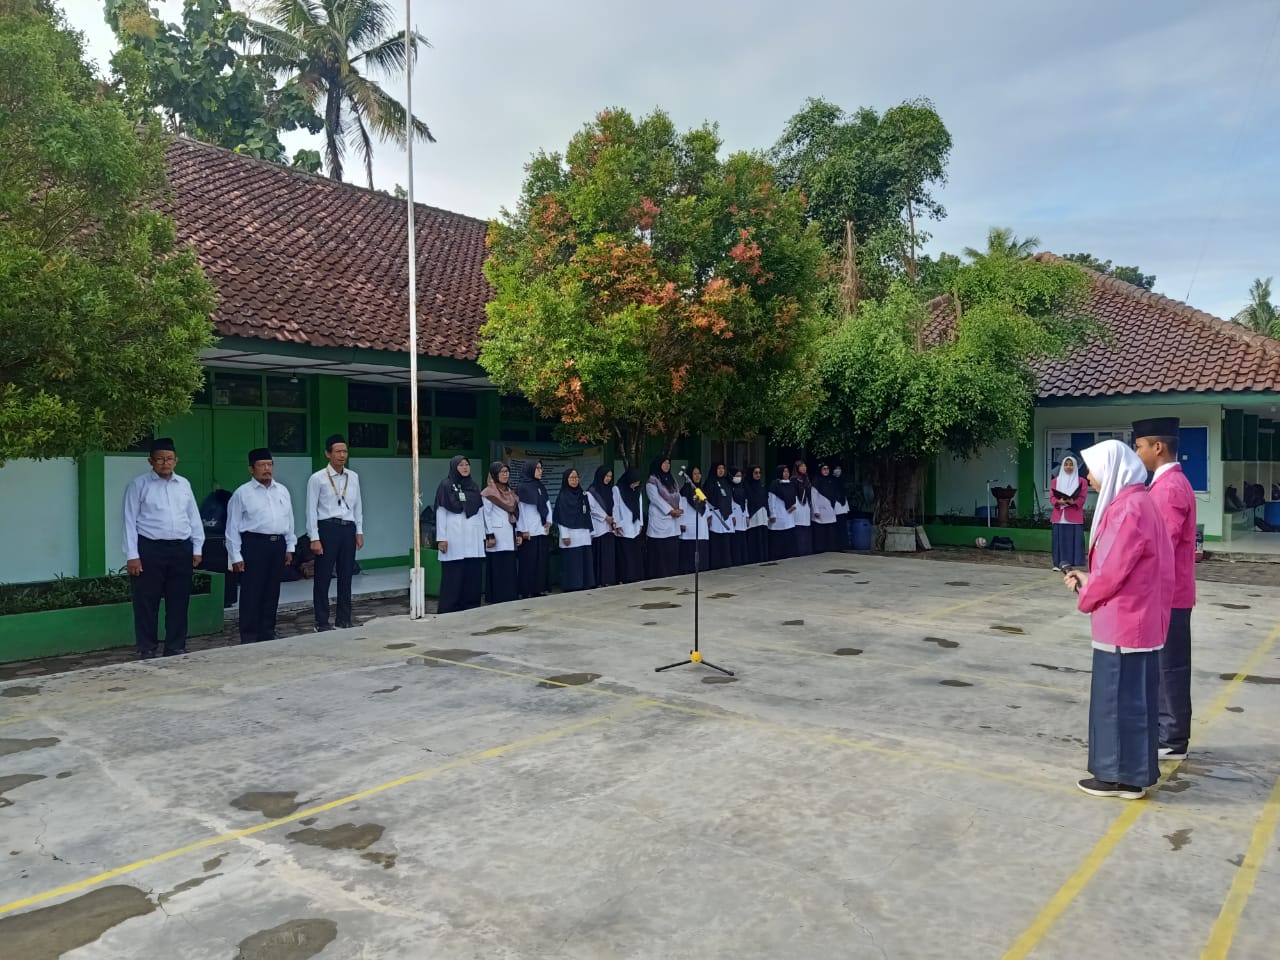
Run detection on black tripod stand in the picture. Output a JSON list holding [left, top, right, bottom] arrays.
[[656, 473, 734, 676]]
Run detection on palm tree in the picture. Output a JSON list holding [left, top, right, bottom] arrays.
[[1234, 277, 1278, 336], [250, 0, 434, 187], [963, 226, 1040, 261]]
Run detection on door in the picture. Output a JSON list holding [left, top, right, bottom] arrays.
[[1178, 427, 1209, 492], [212, 409, 265, 493]]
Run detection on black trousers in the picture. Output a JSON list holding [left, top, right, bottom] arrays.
[[593, 535, 618, 587], [313, 518, 357, 627], [647, 536, 679, 579], [131, 537, 193, 658], [730, 531, 747, 567], [709, 532, 731, 569], [1159, 608, 1194, 752], [517, 536, 548, 598], [770, 527, 795, 560], [747, 526, 769, 564], [239, 533, 286, 644], [617, 536, 644, 583], [487, 551, 518, 604], [439, 557, 484, 613]]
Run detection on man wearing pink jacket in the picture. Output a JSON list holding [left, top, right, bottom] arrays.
[[1064, 440, 1172, 800], [1133, 417, 1197, 761]]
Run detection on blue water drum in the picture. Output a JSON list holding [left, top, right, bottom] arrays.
[[850, 518, 874, 551], [1263, 502, 1280, 527]]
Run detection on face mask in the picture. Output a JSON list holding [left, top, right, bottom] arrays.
[[833, 468, 843, 477], [732, 476, 742, 485]]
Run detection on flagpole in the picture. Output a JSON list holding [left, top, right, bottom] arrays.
[[404, 0, 425, 618]]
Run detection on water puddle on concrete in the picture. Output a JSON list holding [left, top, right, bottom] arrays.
[[824, 569, 859, 575], [1227, 706, 1245, 713], [361, 851, 397, 869], [55, 771, 74, 780], [231, 791, 308, 819], [1007, 704, 1022, 709], [159, 874, 219, 905], [1229, 854, 1245, 867], [0, 686, 40, 698], [0, 773, 45, 807], [0, 737, 59, 758], [538, 673, 602, 689], [1164, 828, 1192, 851], [383, 643, 415, 650], [107, 686, 126, 692], [1180, 763, 1252, 782], [921, 637, 959, 649], [1217, 603, 1251, 610], [203, 855, 224, 872], [415, 649, 487, 667], [759, 562, 778, 567], [371, 686, 401, 695], [637, 602, 680, 610], [0, 885, 155, 960], [834, 648, 863, 656], [709, 593, 736, 599], [1218, 673, 1280, 685], [641, 621, 658, 626], [1031, 662, 1090, 674], [299, 818, 318, 826], [286, 823, 384, 851], [990, 625, 1026, 635], [939, 679, 974, 687], [235, 918, 338, 960], [945, 581, 970, 587], [642, 586, 675, 592], [702, 676, 738, 684], [470, 625, 524, 636], [782, 619, 805, 626]]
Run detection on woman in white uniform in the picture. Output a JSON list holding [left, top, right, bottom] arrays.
[[810, 462, 841, 554], [705, 462, 735, 570], [480, 462, 519, 603], [745, 465, 770, 564], [646, 457, 682, 579], [768, 465, 798, 561], [729, 466, 749, 566], [613, 467, 645, 583], [554, 468, 595, 591], [792, 459, 813, 556], [587, 466, 619, 588], [678, 466, 710, 574], [516, 460, 551, 598], [434, 456, 485, 613]]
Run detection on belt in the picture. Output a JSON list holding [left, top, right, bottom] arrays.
[[139, 536, 189, 545], [318, 518, 355, 526], [242, 532, 285, 542]]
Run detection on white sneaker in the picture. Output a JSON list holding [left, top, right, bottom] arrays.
[[1052, 566, 1062, 572], [1158, 747, 1187, 761]]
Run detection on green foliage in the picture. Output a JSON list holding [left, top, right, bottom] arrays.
[[963, 226, 1040, 261], [1233, 276, 1278, 336], [1062, 252, 1156, 290], [772, 97, 952, 298], [0, 571, 211, 615], [0, 1, 217, 464], [481, 108, 828, 466], [249, 0, 434, 187], [916, 251, 963, 300], [291, 148, 323, 173], [105, 0, 322, 161]]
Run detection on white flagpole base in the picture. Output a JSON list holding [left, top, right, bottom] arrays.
[[408, 566, 426, 619]]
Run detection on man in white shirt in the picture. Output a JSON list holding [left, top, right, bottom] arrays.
[[122, 438, 204, 659], [226, 447, 296, 644], [306, 433, 364, 632]]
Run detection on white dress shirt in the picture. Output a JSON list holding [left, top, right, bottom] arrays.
[[646, 479, 680, 539], [613, 488, 644, 540], [306, 466, 363, 540], [793, 496, 812, 527], [436, 507, 486, 560], [225, 479, 297, 565], [769, 491, 797, 531], [708, 503, 735, 535], [517, 501, 549, 538], [122, 470, 204, 561], [588, 490, 617, 538], [679, 499, 709, 541], [811, 489, 837, 525], [482, 498, 517, 553]]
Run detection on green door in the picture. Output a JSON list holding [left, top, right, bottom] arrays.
[[212, 409, 265, 493], [157, 408, 213, 503]]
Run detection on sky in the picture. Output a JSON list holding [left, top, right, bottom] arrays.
[[64, 0, 1280, 322]]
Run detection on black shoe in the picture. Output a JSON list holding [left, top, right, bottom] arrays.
[[314, 623, 335, 633], [1077, 778, 1146, 800], [335, 621, 354, 629], [162, 648, 187, 657], [139, 651, 159, 661]]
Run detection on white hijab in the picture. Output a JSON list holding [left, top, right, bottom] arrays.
[[1081, 439, 1148, 543], [1054, 454, 1080, 498]]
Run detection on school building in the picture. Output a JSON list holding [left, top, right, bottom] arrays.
[[928, 254, 1280, 555]]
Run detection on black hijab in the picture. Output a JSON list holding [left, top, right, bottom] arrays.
[[516, 460, 550, 523], [770, 465, 797, 509], [826, 461, 849, 506], [813, 463, 842, 507], [680, 468, 707, 516], [553, 469, 592, 530], [618, 467, 642, 518], [746, 464, 769, 514], [793, 459, 812, 505], [729, 466, 749, 511], [434, 455, 482, 518], [648, 456, 677, 492], [587, 465, 613, 515], [705, 462, 734, 521]]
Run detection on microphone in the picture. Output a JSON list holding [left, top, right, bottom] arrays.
[[677, 466, 707, 502]]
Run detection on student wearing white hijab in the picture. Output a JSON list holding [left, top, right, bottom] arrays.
[[1062, 439, 1173, 800], [1050, 453, 1087, 572]]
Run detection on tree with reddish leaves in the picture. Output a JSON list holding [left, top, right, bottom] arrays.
[[481, 108, 827, 467]]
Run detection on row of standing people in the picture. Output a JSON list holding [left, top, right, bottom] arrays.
[[432, 455, 852, 614]]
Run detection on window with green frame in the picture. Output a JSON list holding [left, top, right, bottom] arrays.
[[210, 373, 309, 453], [498, 391, 557, 444]]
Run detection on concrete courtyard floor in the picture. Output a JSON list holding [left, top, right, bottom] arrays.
[[1, 554, 1278, 959]]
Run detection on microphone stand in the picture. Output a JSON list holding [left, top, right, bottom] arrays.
[[656, 468, 734, 677]]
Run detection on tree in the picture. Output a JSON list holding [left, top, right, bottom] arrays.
[[916, 251, 963, 301], [963, 226, 1040, 262], [777, 249, 1093, 532], [771, 97, 952, 298], [105, 0, 321, 162], [480, 108, 828, 467], [1062, 252, 1155, 290], [1233, 277, 1278, 336], [249, 0, 434, 187], [0, 0, 217, 464]]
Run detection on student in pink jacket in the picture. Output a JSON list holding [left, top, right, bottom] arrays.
[[1050, 453, 1087, 572], [1063, 439, 1173, 800], [1133, 417, 1198, 761]]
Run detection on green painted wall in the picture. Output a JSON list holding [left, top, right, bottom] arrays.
[[77, 453, 106, 577]]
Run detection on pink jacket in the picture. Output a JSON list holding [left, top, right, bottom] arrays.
[[1050, 482, 1086, 525], [1078, 484, 1172, 649], [1148, 464, 1197, 609]]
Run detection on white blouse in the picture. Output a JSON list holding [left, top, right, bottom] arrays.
[[708, 503, 736, 535], [679, 499, 710, 541], [811, 489, 838, 525], [588, 490, 617, 539], [613, 487, 644, 539], [517, 501, 549, 538], [436, 507, 487, 561], [793, 496, 812, 527], [768, 491, 797, 531], [482, 498, 517, 552], [646, 479, 681, 539], [558, 522, 593, 549]]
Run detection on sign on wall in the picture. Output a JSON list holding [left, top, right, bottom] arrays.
[[494, 442, 606, 506]]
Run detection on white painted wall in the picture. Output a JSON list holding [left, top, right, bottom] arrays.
[[104, 455, 148, 571], [934, 442, 1018, 518], [356, 457, 485, 560], [0, 459, 78, 583], [270, 456, 313, 538]]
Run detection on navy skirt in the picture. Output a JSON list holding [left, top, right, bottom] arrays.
[[1052, 523, 1086, 569], [1088, 647, 1160, 787]]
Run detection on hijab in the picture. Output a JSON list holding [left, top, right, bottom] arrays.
[[746, 464, 769, 514], [516, 460, 550, 523], [792, 460, 812, 504], [706, 462, 734, 521], [481, 462, 519, 516], [770, 465, 797, 509], [648, 457, 682, 510], [1054, 454, 1081, 498], [434, 455, 482, 518], [813, 463, 842, 507], [729, 466, 749, 511], [587, 465, 613, 515], [617, 467, 643, 519], [681, 468, 707, 516], [553, 469, 592, 531], [1080, 439, 1148, 543], [827, 461, 848, 506]]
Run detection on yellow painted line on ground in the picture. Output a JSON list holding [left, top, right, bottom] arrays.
[[1001, 621, 1280, 960], [1198, 770, 1280, 959], [0, 706, 631, 918]]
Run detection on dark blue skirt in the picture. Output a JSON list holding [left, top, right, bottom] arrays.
[[1088, 647, 1160, 787], [1052, 523, 1086, 569]]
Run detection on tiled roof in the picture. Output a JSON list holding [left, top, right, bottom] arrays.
[[162, 137, 491, 360], [926, 252, 1280, 398]]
